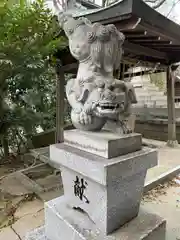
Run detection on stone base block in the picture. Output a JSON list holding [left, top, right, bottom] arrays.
[[25, 226, 46, 240], [166, 139, 179, 148], [42, 196, 166, 240], [64, 129, 142, 158], [50, 144, 157, 234]]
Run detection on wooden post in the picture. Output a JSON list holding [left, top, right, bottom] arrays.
[[55, 60, 65, 143], [166, 66, 178, 147], [122, 62, 125, 81]]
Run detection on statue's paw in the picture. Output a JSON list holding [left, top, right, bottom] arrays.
[[123, 127, 132, 134], [84, 106, 92, 115], [79, 112, 92, 125], [119, 121, 132, 134], [127, 128, 133, 134]]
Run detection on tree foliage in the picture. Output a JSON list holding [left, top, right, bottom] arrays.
[[0, 0, 67, 160]]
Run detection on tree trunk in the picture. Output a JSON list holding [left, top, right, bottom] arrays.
[[2, 135, 9, 160]]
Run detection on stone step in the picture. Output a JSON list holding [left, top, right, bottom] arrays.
[[135, 87, 163, 91], [132, 81, 153, 86], [137, 99, 167, 104], [131, 76, 151, 83], [132, 83, 151, 87], [133, 79, 161, 86], [144, 86, 161, 91], [132, 106, 180, 117], [133, 80, 157, 85], [135, 104, 167, 108], [134, 86, 162, 90], [135, 91, 164, 97], [133, 83, 159, 91], [131, 74, 168, 108], [137, 96, 167, 101], [135, 90, 160, 95], [135, 100, 167, 107], [134, 85, 159, 89]]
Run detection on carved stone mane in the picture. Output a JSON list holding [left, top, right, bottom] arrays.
[[87, 22, 125, 73], [59, 14, 124, 72]]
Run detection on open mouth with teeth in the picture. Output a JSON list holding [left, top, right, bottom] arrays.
[[95, 102, 123, 117], [97, 103, 120, 110]]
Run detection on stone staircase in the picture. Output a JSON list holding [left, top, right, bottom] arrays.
[[131, 73, 167, 108], [129, 72, 180, 118]]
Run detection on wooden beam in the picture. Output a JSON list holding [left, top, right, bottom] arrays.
[[140, 22, 180, 45], [114, 16, 141, 31], [133, 0, 180, 44], [139, 41, 172, 45], [152, 45, 180, 49], [166, 66, 178, 147], [122, 30, 147, 37], [123, 41, 167, 61], [55, 60, 65, 143], [157, 44, 180, 48], [127, 36, 160, 41]]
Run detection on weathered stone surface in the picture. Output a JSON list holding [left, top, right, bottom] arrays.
[[50, 143, 157, 234], [24, 163, 54, 180], [26, 226, 46, 240], [64, 129, 142, 158], [0, 172, 33, 196], [0, 195, 25, 228], [56, 13, 137, 133], [12, 209, 44, 239], [0, 172, 44, 197], [50, 144, 157, 186], [38, 188, 64, 202], [104, 114, 136, 134], [0, 226, 19, 240], [14, 199, 44, 219], [45, 196, 166, 240], [36, 174, 62, 191], [61, 167, 147, 234]]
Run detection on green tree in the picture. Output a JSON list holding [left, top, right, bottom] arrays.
[[0, 0, 67, 160]]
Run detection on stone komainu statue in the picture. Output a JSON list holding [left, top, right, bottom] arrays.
[[58, 13, 137, 133]]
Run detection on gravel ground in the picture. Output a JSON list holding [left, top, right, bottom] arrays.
[[142, 176, 180, 240]]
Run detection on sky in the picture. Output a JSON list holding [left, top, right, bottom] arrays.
[[156, 0, 180, 24]]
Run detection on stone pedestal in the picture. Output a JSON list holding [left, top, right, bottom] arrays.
[[26, 129, 166, 240], [64, 129, 142, 158], [50, 141, 156, 234], [44, 197, 166, 240], [26, 198, 166, 240]]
